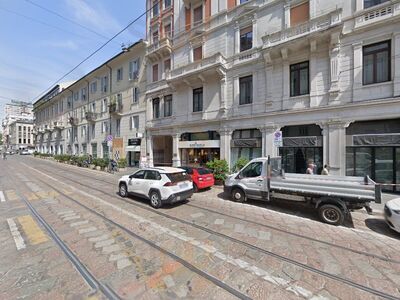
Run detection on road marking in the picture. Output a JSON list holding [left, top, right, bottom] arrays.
[[0, 191, 5, 202], [24, 164, 324, 299], [5, 190, 18, 201], [18, 215, 49, 245], [7, 218, 26, 250]]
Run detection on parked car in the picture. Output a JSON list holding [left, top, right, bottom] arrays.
[[20, 149, 30, 155], [118, 167, 193, 208], [179, 166, 215, 192], [384, 198, 400, 233]]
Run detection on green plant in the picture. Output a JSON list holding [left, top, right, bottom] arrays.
[[117, 158, 127, 168], [234, 157, 249, 172], [206, 159, 229, 181]]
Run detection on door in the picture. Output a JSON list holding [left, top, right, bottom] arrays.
[[396, 148, 400, 192], [375, 147, 394, 192], [128, 170, 145, 195], [238, 161, 264, 199], [143, 171, 161, 196]]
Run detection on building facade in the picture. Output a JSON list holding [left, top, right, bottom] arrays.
[[33, 41, 147, 167], [144, 0, 400, 191]]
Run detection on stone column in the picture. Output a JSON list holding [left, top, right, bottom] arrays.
[[284, 3, 290, 28], [234, 22, 240, 54], [309, 40, 318, 107], [252, 17, 257, 48], [146, 132, 154, 167], [219, 76, 227, 116], [172, 132, 181, 167], [219, 128, 233, 170], [352, 42, 363, 102], [393, 32, 400, 97], [321, 121, 351, 176], [260, 125, 280, 157]]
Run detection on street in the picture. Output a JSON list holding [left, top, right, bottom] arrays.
[[1, 156, 400, 299]]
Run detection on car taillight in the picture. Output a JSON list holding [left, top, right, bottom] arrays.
[[164, 182, 177, 187], [198, 177, 203, 181]]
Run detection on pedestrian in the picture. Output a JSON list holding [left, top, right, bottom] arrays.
[[321, 164, 329, 175], [2, 152, 7, 160], [306, 162, 314, 175]]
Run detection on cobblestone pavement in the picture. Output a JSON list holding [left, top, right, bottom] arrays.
[[1, 156, 400, 299]]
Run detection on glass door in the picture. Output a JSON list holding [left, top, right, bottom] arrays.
[[396, 148, 400, 192], [374, 147, 394, 192]]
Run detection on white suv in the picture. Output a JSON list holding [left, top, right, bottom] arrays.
[[118, 167, 193, 208]]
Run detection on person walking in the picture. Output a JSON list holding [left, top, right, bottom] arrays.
[[2, 152, 7, 160], [321, 165, 329, 175]]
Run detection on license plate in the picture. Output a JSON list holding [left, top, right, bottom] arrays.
[[179, 183, 188, 189]]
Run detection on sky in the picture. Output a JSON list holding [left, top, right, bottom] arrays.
[[0, 0, 147, 122]]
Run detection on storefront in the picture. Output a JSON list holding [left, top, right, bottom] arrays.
[[346, 119, 400, 192], [231, 129, 262, 166], [279, 125, 323, 174], [180, 131, 220, 166], [126, 138, 141, 167]]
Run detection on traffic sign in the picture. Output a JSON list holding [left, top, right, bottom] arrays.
[[273, 130, 283, 147], [106, 135, 113, 142]]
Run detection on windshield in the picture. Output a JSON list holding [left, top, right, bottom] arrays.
[[197, 168, 212, 175]]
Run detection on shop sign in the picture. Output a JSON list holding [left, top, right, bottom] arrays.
[[128, 138, 141, 146], [231, 139, 260, 148], [273, 131, 283, 147], [178, 140, 220, 149]]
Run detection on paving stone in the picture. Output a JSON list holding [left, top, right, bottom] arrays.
[[116, 258, 132, 270], [78, 227, 97, 234], [57, 210, 74, 216], [163, 275, 175, 288], [234, 224, 245, 233], [214, 219, 225, 225], [94, 239, 115, 248], [109, 253, 127, 262], [88, 234, 109, 242], [63, 215, 81, 221], [258, 231, 271, 240], [70, 220, 89, 227], [83, 231, 103, 238], [190, 212, 204, 219], [102, 244, 121, 254], [174, 285, 188, 298]]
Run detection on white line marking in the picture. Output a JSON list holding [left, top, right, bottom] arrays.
[[7, 218, 26, 250], [23, 163, 327, 299], [0, 191, 5, 202]]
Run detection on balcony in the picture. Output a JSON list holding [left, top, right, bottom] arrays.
[[68, 117, 78, 126], [44, 124, 53, 132], [53, 121, 64, 129], [85, 112, 97, 122], [146, 37, 172, 62], [109, 102, 123, 116], [262, 9, 342, 48], [355, 2, 400, 29], [167, 53, 227, 83]]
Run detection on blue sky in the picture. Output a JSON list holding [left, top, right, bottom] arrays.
[[0, 0, 146, 122]]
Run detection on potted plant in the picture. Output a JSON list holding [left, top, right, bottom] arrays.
[[118, 158, 127, 171], [206, 159, 229, 185], [233, 157, 249, 172]]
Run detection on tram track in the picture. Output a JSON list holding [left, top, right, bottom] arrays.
[[22, 160, 400, 300]]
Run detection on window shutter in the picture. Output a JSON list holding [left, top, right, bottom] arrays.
[[193, 46, 203, 61], [290, 1, 310, 27], [185, 8, 191, 31], [228, 0, 236, 10], [205, 0, 211, 21]]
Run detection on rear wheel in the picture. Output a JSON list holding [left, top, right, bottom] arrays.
[[149, 191, 162, 208], [318, 204, 345, 226], [232, 188, 245, 203], [119, 183, 128, 198]]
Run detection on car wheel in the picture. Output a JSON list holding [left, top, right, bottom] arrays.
[[149, 191, 162, 208], [318, 204, 345, 226], [193, 184, 199, 193], [119, 183, 128, 198], [232, 188, 245, 203]]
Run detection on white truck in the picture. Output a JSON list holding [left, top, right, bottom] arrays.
[[224, 157, 382, 226]]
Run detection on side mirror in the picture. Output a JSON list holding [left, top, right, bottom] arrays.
[[236, 173, 243, 180], [129, 174, 134, 179]]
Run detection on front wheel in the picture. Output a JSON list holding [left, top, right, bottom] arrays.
[[119, 183, 128, 198], [149, 191, 162, 208], [232, 188, 245, 203], [318, 204, 345, 226]]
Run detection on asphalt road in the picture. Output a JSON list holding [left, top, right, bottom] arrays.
[[1, 155, 400, 299]]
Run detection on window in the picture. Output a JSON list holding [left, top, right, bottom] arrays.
[[193, 88, 203, 112], [129, 59, 140, 80], [152, 1, 159, 17], [193, 5, 203, 26], [132, 170, 145, 179], [193, 46, 203, 61], [116, 119, 121, 137], [90, 81, 97, 93], [81, 87, 87, 101], [364, 0, 388, 9], [144, 170, 161, 180], [164, 58, 171, 72], [101, 76, 108, 93], [91, 143, 97, 158], [117, 67, 123, 81], [164, 95, 173, 117], [152, 31, 159, 44], [240, 162, 263, 178], [164, 23, 172, 38], [363, 41, 391, 85], [91, 124, 95, 138], [90, 102, 96, 112], [130, 116, 139, 130], [152, 64, 159, 82], [164, 0, 171, 9], [239, 75, 253, 105], [101, 98, 107, 113], [290, 61, 309, 97], [240, 26, 253, 52], [74, 92, 79, 101], [81, 126, 86, 138], [153, 98, 160, 119], [240, 0, 249, 3], [290, 1, 309, 27], [102, 121, 108, 133], [67, 96, 72, 109], [133, 87, 139, 103]]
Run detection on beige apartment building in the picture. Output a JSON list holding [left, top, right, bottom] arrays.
[[33, 40, 147, 167]]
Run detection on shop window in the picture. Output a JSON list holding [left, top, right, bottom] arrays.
[[153, 98, 160, 119], [290, 1, 309, 27], [240, 26, 253, 52], [152, 64, 159, 82], [290, 61, 309, 97], [363, 41, 390, 85], [193, 5, 203, 26], [364, 0, 388, 9], [164, 95, 173, 117], [193, 46, 203, 61], [193, 88, 203, 112], [239, 75, 253, 105]]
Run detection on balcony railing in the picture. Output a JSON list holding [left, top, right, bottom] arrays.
[[109, 102, 123, 115], [68, 117, 78, 126], [146, 37, 172, 60], [355, 2, 400, 28], [53, 121, 64, 129], [262, 9, 342, 48], [85, 112, 97, 122]]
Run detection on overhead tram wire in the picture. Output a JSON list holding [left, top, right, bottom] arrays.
[[31, 0, 159, 104]]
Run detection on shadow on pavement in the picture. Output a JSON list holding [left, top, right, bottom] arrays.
[[365, 218, 400, 239]]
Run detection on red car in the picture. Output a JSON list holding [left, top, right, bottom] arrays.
[[180, 166, 215, 192]]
